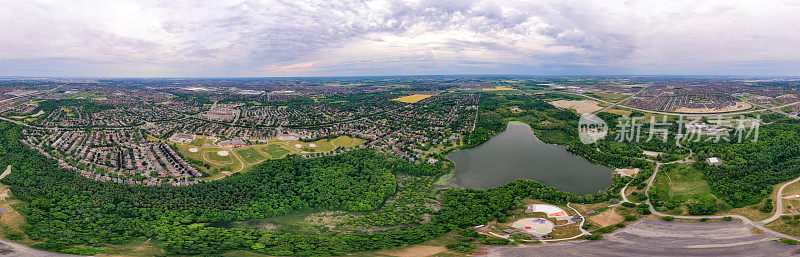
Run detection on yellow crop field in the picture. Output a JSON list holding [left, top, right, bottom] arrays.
[[392, 94, 432, 103], [482, 86, 516, 91]]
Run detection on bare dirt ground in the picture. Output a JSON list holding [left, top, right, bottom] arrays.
[[486, 218, 799, 257], [375, 245, 446, 257], [674, 102, 752, 114], [549, 100, 603, 115], [588, 210, 624, 227]]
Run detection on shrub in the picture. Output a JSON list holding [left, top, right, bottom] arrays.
[[581, 224, 593, 230], [6, 231, 24, 240], [621, 202, 636, 208], [722, 216, 733, 221], [779, 238, 799, 245], [458, 228, 479, 238], [596, 226, 616, 234], [481, 237, 510, 245], [662, 216, 674, 221], [614, 223, 626, 228], [446, 242, 477, 253], [624, 215, 637, 221], [584, 234, 603, 240]]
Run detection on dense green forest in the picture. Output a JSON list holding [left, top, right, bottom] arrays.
[[3, 92, 797, 255], [687, 120, 800, 206], [0, 119, 611, 255]]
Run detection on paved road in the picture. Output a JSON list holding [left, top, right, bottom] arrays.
[[0, 166, 84, 256], [0, 239, 84, 257], [640, 140, 800, 241], [763, 175, 800, 224], [485, 218, 800, 257], [554, 91, 800, 118]]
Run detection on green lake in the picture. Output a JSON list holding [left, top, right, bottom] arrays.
[[447, 122, 611, 194]]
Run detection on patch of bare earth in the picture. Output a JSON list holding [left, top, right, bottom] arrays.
[[376, 245, 447, 257], [589, 209, 624, 227]]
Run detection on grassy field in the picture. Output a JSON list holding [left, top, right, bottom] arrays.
[[587, 92, 628, 102], [235, 147, 266, 164], [172, 135, 365, 181], [331, 136, 366, 148], [205, 150, 236, 164], [651, 163, 716, 208], [766, 216, 800, 237], [392, 94, 432, 103], [101, 237, 166, 257], [262, 144, 290, 158]]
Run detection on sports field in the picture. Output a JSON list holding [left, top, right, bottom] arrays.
[[651, 163, 715, 204], [331, 135, 366, 148], [262, 144, 290, 158], [234, 147, 266, 164], [392, 94, 432, 103]]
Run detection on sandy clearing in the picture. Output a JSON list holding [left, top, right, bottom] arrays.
[[217, 150, 229, 156], [675, 101, 752, 114], [376, 245, 447, 257], [589, 209, 624, 227], [549, 100, 603, 114]]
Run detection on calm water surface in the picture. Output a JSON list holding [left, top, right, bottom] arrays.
[[448, 122, 611, 194]]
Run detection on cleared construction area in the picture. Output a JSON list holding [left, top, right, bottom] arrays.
[[486, 218, 799, 256]]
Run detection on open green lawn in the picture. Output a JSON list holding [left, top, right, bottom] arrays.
[[651, 163, 715, 203], [262, 144, 290, 158], [190, 138, 204, 146], [331, 135, 366, 148], [235, 147, 266, 164], [586, 91, 628, 102], [205, 150, 235, 164]]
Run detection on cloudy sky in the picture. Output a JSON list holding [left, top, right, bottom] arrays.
[[1, 0, 799, 77]]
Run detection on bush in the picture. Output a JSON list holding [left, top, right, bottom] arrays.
[[480, 237, 510, 245], [779, 238, 799, 245], [781, 215, 792, 220], [584, 234, 603, 240], [446, 242, 477, 253], [722, 216, 733, 221], [6, 231, 24, 240], [614, 223, 626, 228], [457, 228, 479, 238], [621, 202, 637, 208], [596, 226, 616, 234], [624, 215, 637, 221], [699, 218, 709, 222], [662, 216, 675, 221], [581, 224, 593, 230]]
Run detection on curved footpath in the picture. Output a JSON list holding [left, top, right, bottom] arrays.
[[486, 218, 799, 257], [636, 141, 800, 241]]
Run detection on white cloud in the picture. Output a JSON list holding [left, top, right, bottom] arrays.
[[1, 0, 799, 76]]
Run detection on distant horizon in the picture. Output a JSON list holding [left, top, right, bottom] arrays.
[[2, 1, 799, 77], [3, 74, 800, 80]]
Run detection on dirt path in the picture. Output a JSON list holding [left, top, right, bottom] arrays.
[[642, 140, 799, 241], [0, 165, 11, 180], [763, 175, 800, 224], [0, 165, 85, 256], [486, 218, 799, 256]]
